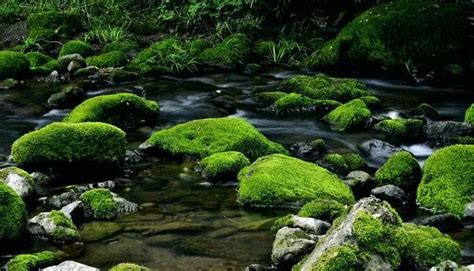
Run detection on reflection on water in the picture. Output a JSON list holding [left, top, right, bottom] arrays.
[[0, 72, 472, 269]]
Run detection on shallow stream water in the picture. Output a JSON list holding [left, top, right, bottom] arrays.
[[0, 71, 473, 270]]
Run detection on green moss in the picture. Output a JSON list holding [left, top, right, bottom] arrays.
[[465, 104, 474, 125], [375, 151, 421, 190], [271, 214, 293, 232], [238, 154, 355, 208], [25, 52, 53, 67], [64, 93, 159, 129], [110, 69, 138, 83], [103, 41, 138, 54], [417, 144, 474, 217], [359, 96, 381, 109], [415, 103, 439, 119], [254, 91, 288, 104], [0, 51, 30, 79], [280, 75, 372, 103], [199, 151, 250, 182], [144, 117, 287, 161], [7, 251, 58, 271], [374, 118, 424, 141], [197, 33, 251, 68], [25, 52, 60, 75], [80, 188, 118, 220], [86, 51, 127, 68], [398, 223, 461, 269], [298, 199, 346, 222], [31, 60, 61, 75], [0, 182, 27, 241], [27, 28, 57, 42], [272, 93, 341, 115], [109, 263, 150, 271], [26, 11, 81, 34], [0, 166, 34, 186], [311, 245, 360, 271], [320, 153, 366, 175], [49, 210, 80, 242], [59, 40, 93, 57], [11, 122, 127, 167], [325, 99, 371, 132]]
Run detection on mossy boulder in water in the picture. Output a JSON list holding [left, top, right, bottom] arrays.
[[325, 99, 371, 132], [86, 51, 128, 68], [141, 117, 287, 160], [374, 118, 424, 143], [80, 188, 138, 220], [0, 182, 27, 242], [48, 86, 86, 109], [417, 144, 474, 217], [109, 263, 150, 271], [237, 154, 355, 208], [465, 104, 474, 125], [59, 40, 93, 57], [297, 199, 347, 223], [375, 151, 421, 191], [319, 153, 366, 176], [11, 122, 127, 168], [7, 251, 58, 271], [199, 151, 250, 182], [197, 33, 251, 68], [0, 51, 30, 79], [27, 210, 80, 244], [272, 93, 341, 115], [280, 75, 372, 103], [304, 0, 467, 77], [63, 93, 159, 129]]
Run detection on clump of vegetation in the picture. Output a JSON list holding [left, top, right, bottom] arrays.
[[199, 151, 250, 182], [325, 99, 371, 132], [0, 182, 27, 241], [25, 52, 60, 75], [109, 263, 150, 271], [272, 93, 341, 115], [59, 40, 93, 57], [465, 104, 474, 125], [375, 151, 421, 191], [7, 251, 58, 270], [297, 199, 347, 222], [238, 154, 355, 208], [80, 188, 118, 220], [197, 33, 251, 68], [49, 210, 80, 243], [311, 245, 361, 271], [0, 51, 30, 79], [320, 153, 366, 175], [86, 51, 128, 68], [255, 38, 306, 66], [417, 144, 474, 217], [143, 117, 287, 161], [374, 118, 424, 143], [103, 41, 138, 54]]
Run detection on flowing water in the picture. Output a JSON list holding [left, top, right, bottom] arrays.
[[0, 71, 473, 270]]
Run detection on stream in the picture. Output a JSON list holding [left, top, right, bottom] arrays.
[[0, 71, 473, 270]]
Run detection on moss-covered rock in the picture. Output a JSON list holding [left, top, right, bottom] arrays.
[[0, 166, 33, 185], [86, 51, 127, 68], [110, 69, 138, 83], [80, 188, 118, 220], [59, 40, 93, 57], [0, 167, 34, 198], [280, 75, 372, 103], [417, 144, 474, 217], [48, 86, 86, 109], [7, 251, 58, 271], [31, 60, 61, 75], [11, 122, 127, 168], [0, 51, 30, 79], [142, 117, 287, 160], [412, 103, 439, 120], [297, 199, 347, 222], [359, 96, 382, 109], [304, 0, 467, 77], [0, 182, 27, 241], [63, 93, 159, 129], [325, 99, 371, 132], [465, 104, 474, 125], [238, 154, 355, 208], [374, 118, 424, 143], [109, 263, 150, 271], [375, 151, 421, 191], [254, 91, 288, 104], [272, 93, 341, 115], [28, 210, 81, 244], [103, 41, 138, 54], [319, 153, 366, 176], [199, 151, 250, 182], [197, 33, 251, 68], [25, 52, 52, 67], [311, 245, 361, 271]]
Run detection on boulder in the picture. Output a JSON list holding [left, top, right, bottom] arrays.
[[290, 139, 326, 161], [371, 185, 407, 207], [271, 93, 340, 116], [0, 182, 27, 243], [374, 151, 421, 191], [424, 121, 473, 147], [272, 227, 318, 270], [27, 210, 80, 244], [198, 151, 250, 182], [298, 199, 347, 223], [47, 86, 86, 109], [109, 263, 150, 271], [324, 99, 371, 132], [419, 214, 462, 232], [273, 215, 331, 235], [0, 166, 34, 198], [46, 181, 115, 210], [43, 261, 99, 271], [86, 51, 128, 68], [79, 188, 138, 220], [318, 153, 366, 175], [0, 51, 30, 79], [344, 170, 375, 198], [58, 54, 86, 69], [359, 139, 404, 165]]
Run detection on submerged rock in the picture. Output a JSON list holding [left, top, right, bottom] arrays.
[[79, 221, 123, 242], [0, 166, 34, 198], [374, 118, 424, 144], [27, 210, 80, 244], [272, 227, 318, 270], [290, 139, 326, 161]]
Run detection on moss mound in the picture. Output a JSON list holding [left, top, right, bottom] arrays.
[[7, 251, 58, 271], [272, 93, 340, 115], [417, 144, 474, 217], [11, 122, 127, 167], [375, 151, 421, 191], [86, 51, 128, 68], [319, 153, 366, 175], [297, 199, 347, 222], [304, 0, 467, 76], [63, 93, 159, 129], [254, 91, 288, 104], [465, 104, 474, 125], [0, 51, 30, 79], [25, 52, 52, 67], [199, 151, 250, 182], [49, 210, 80, 243], [80, 188, 118, 220], [325, 99, 371, 132], [59, 40, 93, 57], [198, 33, 251, 68], [26, 11, 81, 35], [25, 52, 60, 75], [374, 118, 424, 142], [143, 117, 287, 160], [0, 182, 27, 241], [238, 154, 355, 208], [311, 245, 360, 271], [280, 75, 372, 103], [109, 263, 150, 271]]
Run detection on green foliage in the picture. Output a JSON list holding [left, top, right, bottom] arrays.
[[145, 117, 287, 161], [271, 214, 293, 232], [109, 263, 150, 271], [31, 60, 61, 75], [64, 93, 159, 129], [199, 151, 250, 182], [11, 122, 127, 167], [7, 251, 58, 271], [0, 182, 27, 241], [80, 188, 118, 220], [85, 24, 130, 45], [325, 99, 371, 132], [375, 151, 421, 190], [197, 33, 251, 68], [238, 154, 355, 208], [0, 51, 30, 79], [26, 11, 81, 36], [297, 199, 346, 222], [465, 104, 474, 125], [272, 93, 341, 115], [320, 153, 366, 175], [103, 41, 138, 54], [417, 144, 474, 217], [280, 75, 372, 103], [311, 245, 360, 271], [255, 38, 306, 66], [86, 51, 128, 68], [59, 40, 93, 57]]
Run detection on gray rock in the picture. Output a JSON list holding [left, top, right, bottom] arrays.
[[290, 140, 326, 161], [430, 260, 474, 271], [67, 60, 84, 73], [344, 170, 375, 198], [43, 261, 99, 271], [371, 185, 406, 207], [31, 171, 52, 196], [1, 170, 33, 198], [58, 54, 86, 68], [27, 210, 80, 244], [245, 264, 272, 271], [424, 121, 473, 146], [363, 254, 393, 271], [271, 227, 318, 269], [289, 215, 331, 235], [359, 139, 403, 165], [419, 214, 462, 232], [464, 202, 474, 223], [46, 181, 115, 209]]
